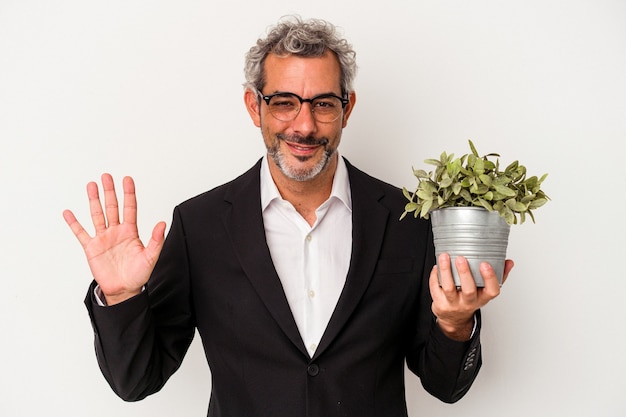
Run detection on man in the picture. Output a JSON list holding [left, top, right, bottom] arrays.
[[63, 16, 512, 417]]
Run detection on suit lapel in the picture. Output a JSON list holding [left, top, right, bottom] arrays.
[[221, 159, 391, 360], [313, 160, 390, 359], [222, 161, 308, 357]]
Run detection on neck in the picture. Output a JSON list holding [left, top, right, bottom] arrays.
[[269, 155, 338, 226]]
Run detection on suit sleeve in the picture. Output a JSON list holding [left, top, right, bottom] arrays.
[[404, 224, 483, 403], [84, 206, 195, 401]]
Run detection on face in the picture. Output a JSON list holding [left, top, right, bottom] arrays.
[[245, 51, 356, 183]]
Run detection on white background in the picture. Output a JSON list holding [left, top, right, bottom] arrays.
[[1, 1, 625, 416]]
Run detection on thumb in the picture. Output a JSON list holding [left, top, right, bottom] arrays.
[[146, 221, 166, 262]]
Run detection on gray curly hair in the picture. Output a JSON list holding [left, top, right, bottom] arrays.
[[244, 16, 357, 95]]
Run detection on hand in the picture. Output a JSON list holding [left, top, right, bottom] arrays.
[[429, 253, 514, 341], [63, 174, 166, 305]]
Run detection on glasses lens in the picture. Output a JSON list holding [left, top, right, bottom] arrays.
[[311, 96, 343, 122], [267, 93, 343, 123], [267, 94, 300, 122]]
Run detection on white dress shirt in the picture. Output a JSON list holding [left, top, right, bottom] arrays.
[[260, 155, 352, 357]]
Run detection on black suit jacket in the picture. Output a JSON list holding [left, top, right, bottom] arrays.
[[86, 158, 482, 417]]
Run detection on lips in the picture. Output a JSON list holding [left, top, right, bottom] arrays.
[[277, 134, 326, 156], [285, 141, 320, 154]]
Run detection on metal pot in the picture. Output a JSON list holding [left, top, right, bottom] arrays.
[[430, 207, 510, 287]]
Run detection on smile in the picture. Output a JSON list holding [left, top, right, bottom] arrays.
[[277, 134, 329, 157], [286, 142, 320, 153]]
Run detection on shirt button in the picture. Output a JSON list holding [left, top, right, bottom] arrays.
[[309, 343, 317, 352], [306, 234, 312, 241], [307, 364, 320, 376], [308, 290, 315, 298]]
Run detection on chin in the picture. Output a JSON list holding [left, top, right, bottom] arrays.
[[275, 149, 335, 182]]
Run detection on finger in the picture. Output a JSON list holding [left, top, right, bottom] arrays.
[[428, 264, 442, 300], [101, 173, 120, 226], [145, 221, 167, 263], [62, 209, 92, 248], [501, 259, 515, 285], [122, 176, 138, 225], [87, 181, 107, 233], [437, 253, 458, 294], [455, 256, 478, 297], [478, 261, 501, 299]]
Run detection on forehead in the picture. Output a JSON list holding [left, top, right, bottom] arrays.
[[263, 50, 342, 93]]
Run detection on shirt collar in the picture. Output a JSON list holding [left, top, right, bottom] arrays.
[[260, 154, 352, 212]]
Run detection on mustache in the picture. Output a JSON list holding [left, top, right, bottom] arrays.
[[276, 134, 329, 147]]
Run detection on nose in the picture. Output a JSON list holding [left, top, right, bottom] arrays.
[[291, 102, 317, 135]]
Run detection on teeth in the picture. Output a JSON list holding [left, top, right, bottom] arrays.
[[292, 144, 314, 151]]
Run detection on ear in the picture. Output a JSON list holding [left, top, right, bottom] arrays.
[[341, 91, 357, 128], [244, 88, 262, 127]]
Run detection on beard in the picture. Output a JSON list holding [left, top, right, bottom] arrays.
[[267, 133, 335, 182]]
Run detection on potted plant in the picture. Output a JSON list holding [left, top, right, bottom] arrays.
[[400, 140, 549, 287]]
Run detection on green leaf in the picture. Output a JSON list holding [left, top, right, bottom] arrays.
[[468, 139, 479, 156], [491, 191, 508, 201], [412, 169, 430, 178], [424, 158, 442, 167], [505, 160, 519, 174], [460, 189, 472, 202], [439, 177, 453, 188], [460, 166, 473, 176], [513, 166, 526, 181], [529, 198, 548, 209], [479, 174, 493, 186], [402, 187, 413, 201], [494, 184, 517, 197], [506, 199, 529, 212], [483, 160, 496, 172], [476, 198, 493, 211], [493, 176, 512, 186], [421, 181, 438, 194], [420, 199, 433, 218], [474, 184, 490, 195], [416, 190, 433, 201], [503, 207, 515, 225], [449, 159, 462, 175], [467, 154, 477, 169], [404, 202, 419, 212], [474, 157, 485, 175]]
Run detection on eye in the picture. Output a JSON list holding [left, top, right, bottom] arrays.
[[272, 100, 294, 107], [270, 95, 298, 108], [312, 96, 339, 111]]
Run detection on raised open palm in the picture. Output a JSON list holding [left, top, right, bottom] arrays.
[[63, 174, 166, 305]]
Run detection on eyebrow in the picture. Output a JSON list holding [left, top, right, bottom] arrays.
[[267, 90, 343, 98]]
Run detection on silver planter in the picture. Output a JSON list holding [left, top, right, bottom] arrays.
[[430, 207, 510, 287]]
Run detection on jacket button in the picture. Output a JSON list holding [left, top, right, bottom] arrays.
[[307, 364, 320, 376]]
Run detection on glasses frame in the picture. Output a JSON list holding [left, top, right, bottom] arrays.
[[257, 90, 349, 123]]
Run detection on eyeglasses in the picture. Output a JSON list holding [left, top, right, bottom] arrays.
[[257, 90, 349, 123]]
